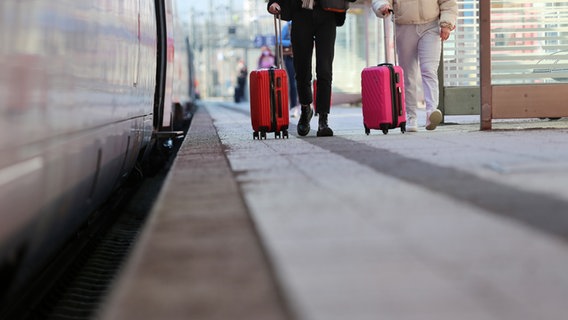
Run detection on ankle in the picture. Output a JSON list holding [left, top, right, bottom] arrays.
[[316, 113, 333, 137]]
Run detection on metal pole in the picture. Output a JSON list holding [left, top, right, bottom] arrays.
[[438, 46, 445, 120], [480, 0, 492, 130]]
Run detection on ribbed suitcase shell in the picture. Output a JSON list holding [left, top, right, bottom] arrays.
[[361, 64, 407, 134], [249, 67, 289, 139]]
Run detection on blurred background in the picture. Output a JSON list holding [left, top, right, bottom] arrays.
[[182, 0, 568, 114]]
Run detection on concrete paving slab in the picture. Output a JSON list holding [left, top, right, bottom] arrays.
[[209, 101, 568, 320], [100, 105, 292, 320], [102, 99, 568, 320]]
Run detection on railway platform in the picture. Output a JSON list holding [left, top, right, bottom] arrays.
[[101, 100, 568, 320]]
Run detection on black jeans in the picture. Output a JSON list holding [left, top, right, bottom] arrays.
[[291, 7, 336, 115], [284, 55, 298, 108]]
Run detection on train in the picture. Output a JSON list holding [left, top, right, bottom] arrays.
[[0, 0, 197, 306]]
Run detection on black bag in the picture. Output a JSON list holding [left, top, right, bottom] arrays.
[[319, 0, 349, 12]]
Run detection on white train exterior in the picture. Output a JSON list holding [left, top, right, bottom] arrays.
[[0, 0, 195, 303]]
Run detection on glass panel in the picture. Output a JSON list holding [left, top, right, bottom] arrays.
[[334, 5, 385, 93], [444, 1, 568, 86], [443, 0, 479, 86]]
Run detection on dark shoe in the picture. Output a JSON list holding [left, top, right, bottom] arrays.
[[297, 105, 313, 136], [317, 113, 334, 137]]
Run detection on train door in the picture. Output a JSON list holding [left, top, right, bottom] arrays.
[[134, 0, 141, 88], [153, 0, 174, 131]]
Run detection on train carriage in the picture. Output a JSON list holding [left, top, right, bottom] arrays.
[[0, 0, 195, 306]]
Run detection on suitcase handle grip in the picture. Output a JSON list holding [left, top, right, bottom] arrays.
[[273, 15, 284, 69], [384, 10, 397, 65]]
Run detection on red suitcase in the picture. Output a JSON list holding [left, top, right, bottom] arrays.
[[361, 11, 407, 135], [249, 15, 289, 139], [250, 67, 289, 139]]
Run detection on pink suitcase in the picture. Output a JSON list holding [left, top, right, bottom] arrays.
[[361, 10, 407, 135], [361, 63, 406, 134]]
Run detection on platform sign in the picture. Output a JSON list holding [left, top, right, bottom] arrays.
[[253, 35, 276, 48]]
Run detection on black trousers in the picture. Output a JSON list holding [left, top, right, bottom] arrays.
[[291, 7, 337, 115]]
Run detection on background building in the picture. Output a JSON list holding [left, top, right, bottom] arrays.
[[187, 0, 568, 111]]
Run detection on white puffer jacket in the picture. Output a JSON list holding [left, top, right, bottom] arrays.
[[372, 0, 457, 28]]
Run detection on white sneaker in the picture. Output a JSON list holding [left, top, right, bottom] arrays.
[[290, 106, 300, 118], [426, 109, 442, 130], [406, 116, 418, 132]]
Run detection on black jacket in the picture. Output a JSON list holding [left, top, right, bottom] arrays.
[[267, 0, 355, 26]]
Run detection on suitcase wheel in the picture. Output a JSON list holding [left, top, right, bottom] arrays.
[[400, 122, 406, 133], [364, 124, 370, 136], [254, 130, 288, 140], [253, 130, 267, 140]]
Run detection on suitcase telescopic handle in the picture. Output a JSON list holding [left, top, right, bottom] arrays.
[[273, 15, 284, 69], [383, 9, 397, 65]]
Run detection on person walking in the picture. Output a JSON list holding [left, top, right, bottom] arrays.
[[258, 45, 276, 69], [268, 0, 355, 137], [281, 21, 300, 118], [234, 63, 247, 103], [372, 0, 457, 132]]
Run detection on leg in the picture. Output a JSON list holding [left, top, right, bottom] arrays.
[[292, 10, 315, 135], [396, 24, 420, 120], [417, 20, 443, 130], [314, 9, 336, 116], [284, 56, 298, 109], [292, 10, 315, 106], [418, 21, 442, 114], [311, 8, 336, 136]]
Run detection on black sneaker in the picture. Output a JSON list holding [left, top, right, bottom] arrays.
[[297, 105, 313, 136], [316, 113, 333, 137]]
